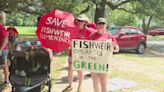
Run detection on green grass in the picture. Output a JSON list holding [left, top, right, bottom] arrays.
[[51, 55, 68, 82], [114, 53, 164, 65], [110, 53, 164, 92], [147, 35, 164, 41], [14, 26, 37, 42], [15, 26, 36, 36], [43, 52, 68, 91]]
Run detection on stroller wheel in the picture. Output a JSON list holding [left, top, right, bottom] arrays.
[[48, 79, 52, 92], [12, 86, 15, 92], [30, 86, 41, 92]]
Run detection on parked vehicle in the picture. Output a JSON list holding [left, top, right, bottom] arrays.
[[107, 26, 147, 54], [149, 28, 164, 36]]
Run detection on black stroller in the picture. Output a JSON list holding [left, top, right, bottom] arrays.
[[8, 45, 52, 92]]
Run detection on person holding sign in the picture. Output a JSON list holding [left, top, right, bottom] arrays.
[[63, 14, 96, 92], [90, 17, 118, 92]]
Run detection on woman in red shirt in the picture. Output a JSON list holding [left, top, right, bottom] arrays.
[[0, 11, 9, 84], [90, 17, 118, 92], [63, 14, 96, 92]]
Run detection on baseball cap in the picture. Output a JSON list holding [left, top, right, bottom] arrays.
[[76, 14, 89, 22], [97, 17, 106, 24], [9, 20, 14, 24]]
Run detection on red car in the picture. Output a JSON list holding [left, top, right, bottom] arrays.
[[149, 29, 164, 36], [108, 26, 147, 54]]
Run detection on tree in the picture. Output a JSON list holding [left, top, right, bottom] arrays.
[[116, 0, 164, 34], [107, 10, 136, 26], [1, 0, 164, 30], [92, 0, 140, 22], [1, 0, 89, 26]]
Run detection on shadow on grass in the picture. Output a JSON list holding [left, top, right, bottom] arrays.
[[55, 76, 78, 84], [55, 75, 92, 85], [55, 66, 91, 85], [53, 49, 70, 57]]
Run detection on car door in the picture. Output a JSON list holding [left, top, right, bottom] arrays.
[[116, 28, 131, 49], [128, 29, 140, 48], [159, 29, 164, 35]]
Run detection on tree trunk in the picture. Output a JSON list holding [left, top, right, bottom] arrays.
[[142, 16, 153, 34], [142, 18, 146, 34], [23, 14, 27, 26], [146, 16, 153, 33], [94, 0, 106, 22]]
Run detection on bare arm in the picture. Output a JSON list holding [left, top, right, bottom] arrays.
[[0, 33, 8, 51], [112, 42, 119, 53]]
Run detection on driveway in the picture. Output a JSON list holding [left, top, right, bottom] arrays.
[[147, 40, 164, 55]]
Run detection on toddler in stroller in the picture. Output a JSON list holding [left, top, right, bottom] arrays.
[[8, 42, 52, 92]]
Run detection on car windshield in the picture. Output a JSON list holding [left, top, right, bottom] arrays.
[[107, 27, 120, 35]]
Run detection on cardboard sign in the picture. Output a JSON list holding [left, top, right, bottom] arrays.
[[72, 39, 113, 73], [36, 9, 79, 52]]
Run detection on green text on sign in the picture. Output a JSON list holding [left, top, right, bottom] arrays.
[[73, 60, 108, 72]]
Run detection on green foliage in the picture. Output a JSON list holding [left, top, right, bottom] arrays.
[[1, 0, 164, 28], [107, 10, 136, 26], [16, 18, 23, 26], [6, 12, 38, 26], [19, 0, 89, 15]]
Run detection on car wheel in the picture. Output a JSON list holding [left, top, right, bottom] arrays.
[[136, 43, 145, 54], [155, 34, 159, 36], [152, 34, 155, 36]]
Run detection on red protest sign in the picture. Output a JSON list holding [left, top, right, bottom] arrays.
[[36, 9, 79, 52]]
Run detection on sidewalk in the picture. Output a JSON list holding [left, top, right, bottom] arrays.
[[53, 63, 94, 92]]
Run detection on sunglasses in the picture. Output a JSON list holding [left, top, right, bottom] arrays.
[[97, 22, 105, 25], [77, 19, 86, 22]]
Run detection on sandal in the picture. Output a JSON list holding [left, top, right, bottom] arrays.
[[62, 85, 73, 92]]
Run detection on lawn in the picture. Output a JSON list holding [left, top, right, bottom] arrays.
[[15, 26, 36, 36], [147, 35, 164, 41], [50, 52, 68, 84], [110, 51, 164, 92], [13, 26, 37, 42]]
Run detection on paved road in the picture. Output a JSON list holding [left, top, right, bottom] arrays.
[[147, 40, 164, 54]]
